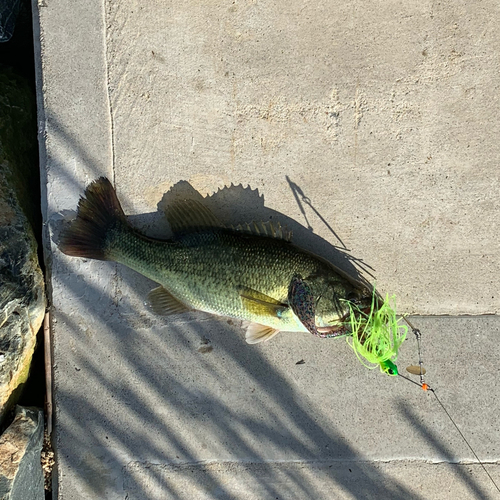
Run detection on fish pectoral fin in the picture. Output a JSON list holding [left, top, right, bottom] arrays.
[[288, 275, 320, 336], [147, 286, 191, 316], [243, 321, 280, 344], [238, 286, 288, 317], [164, 199, 225, 234]]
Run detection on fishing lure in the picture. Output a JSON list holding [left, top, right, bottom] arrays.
[[286, 277, 407, 375], [341, 291, 407, 376]]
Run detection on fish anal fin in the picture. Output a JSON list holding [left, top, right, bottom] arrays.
[[239, 286, 287, 317], [147, 286, 190, 316], [164, 200, 224, 234], [244, 322, 280, 344]]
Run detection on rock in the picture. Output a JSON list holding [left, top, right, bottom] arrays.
[[0, 67, 46, 421], [0, 406, 44, 500]]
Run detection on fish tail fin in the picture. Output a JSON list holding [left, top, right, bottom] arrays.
[[59, 177, 127, 261]]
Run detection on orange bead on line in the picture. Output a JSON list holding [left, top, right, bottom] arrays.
[[421, 383, 429, 391]]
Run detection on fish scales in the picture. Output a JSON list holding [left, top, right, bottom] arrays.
[[106, 226, 346, 329]]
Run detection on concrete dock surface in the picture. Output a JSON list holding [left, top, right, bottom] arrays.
[[33, 1, 500, 498]]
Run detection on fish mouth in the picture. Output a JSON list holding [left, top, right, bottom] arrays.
[[318, 302, 374, 336], [351, 305, 373, 318], [317, 309, 359, 335], [316, 324, 351, 336], [344, 302, 377, 325]]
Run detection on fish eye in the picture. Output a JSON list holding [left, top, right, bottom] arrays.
[[346, 292, 358, 303]]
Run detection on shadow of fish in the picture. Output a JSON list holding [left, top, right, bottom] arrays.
[[59, 178, 374, 343]]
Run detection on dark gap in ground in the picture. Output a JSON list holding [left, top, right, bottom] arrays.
[[1, 0, 50, 497], [1, 0, 44, 408]]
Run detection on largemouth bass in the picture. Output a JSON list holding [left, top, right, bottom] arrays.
[[60, 178, 374, 343]]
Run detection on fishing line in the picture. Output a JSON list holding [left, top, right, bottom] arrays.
[[397, 371, 424, 389], [399, 318, 500, 495], [431, 388, 500, 495]]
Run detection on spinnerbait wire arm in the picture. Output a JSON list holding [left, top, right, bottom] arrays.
[[404, 316, 426, 386]]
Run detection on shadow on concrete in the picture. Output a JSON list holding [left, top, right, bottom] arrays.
[[41, 129, 493, 498], [40, 113, 374, 289], [149, 176, 373, 289], [55, 306, 422, 499], [53, 303, 421, 499], [398, 400, 491, 500], [46, 171, 425, 499]]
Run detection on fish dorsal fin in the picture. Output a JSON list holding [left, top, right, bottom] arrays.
[[239, 286, 288, 317], [243, 322, 280, 344], [164, 200, 225, 234], [147, 286, 191, 315], [232, 221, 292, 242]]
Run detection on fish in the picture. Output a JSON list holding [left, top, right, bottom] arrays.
[[59, 177, 374, 343]]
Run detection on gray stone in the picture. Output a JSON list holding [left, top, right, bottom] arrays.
[[0, 68, 46, 421], [0, 406, 44, 500]]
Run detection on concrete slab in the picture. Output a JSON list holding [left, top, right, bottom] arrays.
[[123, 461, 500, 500], [49, 313, 500, 499], [32, 0, 500, 499]]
